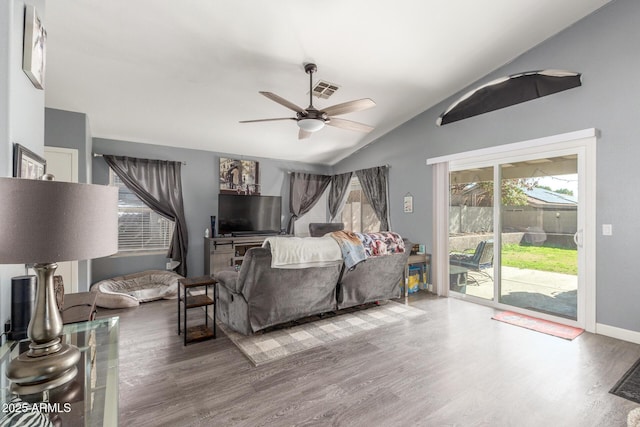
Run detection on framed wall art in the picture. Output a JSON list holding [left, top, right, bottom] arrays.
[[219, 157, 260, 195], [14, 143, 46, 179], [23, 5, 47, 90]]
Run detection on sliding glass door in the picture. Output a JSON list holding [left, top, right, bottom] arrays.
[[445, 139, 592, 327], [449, 167, 494, 300], [498, 155, 578, 320]]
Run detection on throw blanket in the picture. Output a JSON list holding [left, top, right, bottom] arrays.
[[330, 231, 406, 270], [329, 231, 367, 270], [262, 236, 342, 269], [359, 231, 405, 257]]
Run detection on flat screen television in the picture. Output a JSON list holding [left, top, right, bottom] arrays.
[[218, 194, 282, 236]]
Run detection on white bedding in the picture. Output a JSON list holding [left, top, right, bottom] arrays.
[[262, 236, 342, 269]]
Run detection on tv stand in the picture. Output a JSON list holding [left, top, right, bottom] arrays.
[[204, 235, 268, 275], [231, 230, 278, 237]]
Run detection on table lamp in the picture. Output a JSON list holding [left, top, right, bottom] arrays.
[[0, 176, 118, 395]]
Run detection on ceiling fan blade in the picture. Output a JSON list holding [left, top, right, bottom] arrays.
[[239, 118, 296, 123], [260, 91, 306, 114], [322, 98, 376, 116], [298, 128, 312, 140], [327, 118, 374, 133]]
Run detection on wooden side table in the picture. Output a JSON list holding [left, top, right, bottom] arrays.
[[404, 253, 431, 296], [178, 276, 217, 346]]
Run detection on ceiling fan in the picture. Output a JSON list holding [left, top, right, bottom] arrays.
[[240, 63, 376, 140]]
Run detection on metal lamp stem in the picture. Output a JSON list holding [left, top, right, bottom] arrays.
[[28, 263, 63, 352], [6, 263, 80, 395]]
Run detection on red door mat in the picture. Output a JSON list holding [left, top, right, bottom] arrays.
[[492, 311, 584, 340]]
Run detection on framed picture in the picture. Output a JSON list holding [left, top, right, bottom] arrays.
[[22, 5, 47, 90], [403, 194, 413, 213], [219, 157, 260, 195], [14, 143, 46, 179]]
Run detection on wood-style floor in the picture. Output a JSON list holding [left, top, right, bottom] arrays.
[[99, 293, 640, 427]]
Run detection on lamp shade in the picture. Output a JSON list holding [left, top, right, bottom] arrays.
[[0, 178, 118, 264], [297, 118, 325, 132]]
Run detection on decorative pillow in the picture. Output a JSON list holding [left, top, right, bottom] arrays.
[[0, 396, 54, 426]]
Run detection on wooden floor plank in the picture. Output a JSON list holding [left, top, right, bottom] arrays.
[[100, 293, 640, 427]]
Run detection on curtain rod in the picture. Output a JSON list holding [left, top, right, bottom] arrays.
[[93, 153, 187, 165], [286, 164, 390, 175]]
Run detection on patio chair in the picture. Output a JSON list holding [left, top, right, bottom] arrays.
[[449, 240, 494, 283]]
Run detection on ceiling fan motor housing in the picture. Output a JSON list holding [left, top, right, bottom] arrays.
[[297, 108, 327, 121], [304, 63, 318, 74]]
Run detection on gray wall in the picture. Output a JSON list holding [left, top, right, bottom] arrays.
[[44, 108, 92, 290], [45, 108, 91, 182], [3, 0, 636, 336], [91, 137, 330, 283], [0, 0, 46, 342], [334, 0, 639, 332]]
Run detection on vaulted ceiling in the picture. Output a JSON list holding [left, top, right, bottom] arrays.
[[44, 0, 610, 165]]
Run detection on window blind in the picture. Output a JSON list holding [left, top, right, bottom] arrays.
[[110, 171, 175, 253]]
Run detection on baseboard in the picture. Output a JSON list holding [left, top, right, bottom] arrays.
[[596, 322, 640, 344]]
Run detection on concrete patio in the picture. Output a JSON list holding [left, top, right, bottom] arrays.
[[460, 266, 578, 319]]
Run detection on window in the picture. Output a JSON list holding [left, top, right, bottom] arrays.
[[341, 177, 380, 233], [294, 189, 328, 237], [110, 170, 175, 253]]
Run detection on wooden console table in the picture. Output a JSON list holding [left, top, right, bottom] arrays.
[[204, 236, 268, 275]]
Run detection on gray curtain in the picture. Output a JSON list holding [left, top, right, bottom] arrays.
[[328, 172, 353, 221], [287, 172, 331, 233], [355, 166, 390, 231], [104, 155, 189, 276]]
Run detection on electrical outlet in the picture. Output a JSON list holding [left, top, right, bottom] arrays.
[[166, 262, 172, 270], [602, 224, 613, 236]]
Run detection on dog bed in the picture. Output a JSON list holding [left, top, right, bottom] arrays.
[[90, 270, 183, 309]]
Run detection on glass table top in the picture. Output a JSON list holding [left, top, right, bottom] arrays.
[[0, 317, 119, 426]]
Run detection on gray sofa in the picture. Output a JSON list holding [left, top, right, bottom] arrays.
[[338, 250, 410, 309], [215, 240, 411, 335]]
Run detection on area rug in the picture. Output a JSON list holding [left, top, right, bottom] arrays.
[[218, 301, 426, 366], [491, 310, 584, 340], [611, 357, 640, 404]]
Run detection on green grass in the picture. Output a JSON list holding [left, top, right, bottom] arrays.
[[500, 244, 577, 275]]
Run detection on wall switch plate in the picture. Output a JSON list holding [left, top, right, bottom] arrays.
[[602, 224, 613, 236]]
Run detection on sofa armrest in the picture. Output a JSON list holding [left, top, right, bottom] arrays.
[[214, 270, 241, 293]]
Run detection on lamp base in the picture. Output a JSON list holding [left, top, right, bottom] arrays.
[[5, 263, 80, 395], [6, 342, 80, 395]]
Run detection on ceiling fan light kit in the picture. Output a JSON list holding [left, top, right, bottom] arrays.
[[240, 63, 376, 139], [297, 118, 325, 132]]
